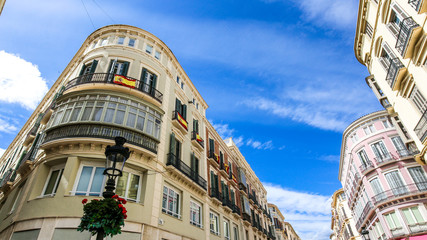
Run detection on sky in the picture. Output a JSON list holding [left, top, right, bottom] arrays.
[[0, 0, 383, 239]]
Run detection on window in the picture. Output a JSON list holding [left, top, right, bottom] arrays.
[[373, 222, 386, 240], [175, 98, 187, 121], [385, 170, 408, 196], [181, 81, 185, 90], [402, 206, 425, 227], [162, 185, 180, 218], [365, 20, 373, 38], [79, 60, 98, 76], [384, 212, 402, 232], [363, 124, 376, 135], [115, 171, 141, 202], [371, 141, 390, 160], [408, 167, 427, 190], [140, 68, 158, 93], [190, 200, 202, 228], [74, 166, 105, 196], [387, 4, 408, 37], [224, 219, 230, 240], [10, 185, 24, 213], [146, 44, 153, 54], [409, 85, 427, 114], [232, 224, 239, 240], [370, 178, 386, 202], [176, 76, 180, 84], [42, 166, 64, 196], [155, 51, 161, 60], [357, 149, 370, 167], [91, 41, 98, 49], [196, 103, 199, 110], [128, 38, 135, 47], [101, 38, 108, 46], [379, 43, 394, 70], [382, 120, 391, 128], [50, 94, 162, 139], [391, 136, 408, 156], [117, 37, 125, 45], [210, 211, 220, 235], [109, 60, 129, 76]]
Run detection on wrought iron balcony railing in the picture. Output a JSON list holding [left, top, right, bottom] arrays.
[[242, 212, 251, 222], [222, 195, 233, 209], [191, 131, 204, 149], [65, 73, 163, 103], [210, 187, 221, 201], [356, 201, 373, 229], [385, 58, 405, 90], [373, 152, 395, 165], [359, 160, 375, 173], [396, 17, 420, 57], [409, 0, 423, 12], [414, 108, 427, 143], [372, 182, 427, 205], [43, 123, 158, 154], [166, 153, 207, 190], [0, 169, 16, 188], [232, 203, 241, 215]]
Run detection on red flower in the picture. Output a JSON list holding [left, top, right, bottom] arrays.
[[121, 199, 127, 204], [82, 199, 88, 204], [122, 209, 127, 214], [124, 213, 127, 219], [93, 199, 98, 201], [118, 204, 123, 209], [112, 195, 119, 199]]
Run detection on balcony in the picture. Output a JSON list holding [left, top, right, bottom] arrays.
[[0, 169, 16, 193], [242, 212, 251, 223], [64, 73, 163, 103], [232, 203, 241, 215], [191, 131, 204, 150], [408, 222, 427, 234], [222, 195, 233, 211], [208, 150, 220, 168], [409, 0, 427, 13], [43, 123, 158, 154], [359, 160, 375, 174], [356, 201, 373, 229], [166, 153, 207, 190], [23, 122, 40, 147], [396, 17, 422, 59], [373, 152, 395, 166], [414, 109, 427, 143], [372, 182, 427, 206], [385, 58, 407, 91], [172, 111, 188, 134], [219, 162, 229, 178], [210, 187, 221, 203]]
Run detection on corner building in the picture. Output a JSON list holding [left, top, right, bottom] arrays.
[[354, 0, 427, 164], [268, 204, 300, 240], [0, 25, 275, 240], [339, 110, 427, 239], [330, 189, 361, 240]]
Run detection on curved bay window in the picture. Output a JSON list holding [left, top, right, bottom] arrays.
[[47, 94, 162, 140]]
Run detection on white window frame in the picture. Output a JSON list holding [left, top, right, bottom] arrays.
[[162, 184, 181, 219], [115, 169, 142, 202], [101, 38, 108, 46], [71, 164, 106, 196], [146, 44, 153, 54], [210, 211, 220, 236], [232, 224, 239, 240], [224, 219, 231, 240], [117, 36, 125, 45], [155, 51, 161, 60], [128, 38, 136, 47], [41, 164, 65, 197], [190, 200, 203, 228]]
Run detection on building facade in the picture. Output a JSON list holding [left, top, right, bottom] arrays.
[[268, 204, 300, 240], [0, 25, 276, 240], [331, 189, 361, 240], [283, 223, 300, 240], [339, 110, 427, 239], [354, 0, 427, 165]]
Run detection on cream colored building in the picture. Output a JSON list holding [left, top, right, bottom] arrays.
[[0, 0, 5, 15], [330, 189, 361, 240], [354, 0, 427, 164], [283, 223, 300, 240], [267, 204, 299, 240], [0, 25, 276, 240]]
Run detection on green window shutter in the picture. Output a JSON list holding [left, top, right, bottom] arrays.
[[231, 190, 235, 204], [140, 68, 147, 82], [209, 139, 215, 154], [182, 104, 187, 120], [169, 132, 176, 156], [152, 74, 157, 89], [121, 62, 129, 76], [79, 64, 86, 76], [210, 171, 215, 190], [89, 60, 98, 73], [220, 152, 224, 165], [175, 99, 181, 113], [195, 119, 199, 133], [214, 174, 219, 190]]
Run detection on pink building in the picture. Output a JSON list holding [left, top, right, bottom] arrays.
[[339, 110, 427, 240]]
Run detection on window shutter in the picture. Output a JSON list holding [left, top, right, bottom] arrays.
[[182, 104, 187, 120], [79, 64, 86, 76], [175, 99, 181, 112], [210, 171, 215, 190], [231, 190, 235, 204], [209, 139, 215, 154], [214, 174, 219, 190], [108, 60, 114, 74], [220, 151, 224, 165], [121, 62, 129, 76], [89, 60, 98, 73], [151, 74, 157, 95], [169, 132, 176, 156], [140, 68, 147, 90]]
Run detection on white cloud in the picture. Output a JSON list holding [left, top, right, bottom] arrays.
[[318, 155, 340, 163], [211, 121, 275, 150], [0, 148, 5, 158], [0, 51, 48, 110], [264, 182, 332, 240], [0, 117, 18, 133]]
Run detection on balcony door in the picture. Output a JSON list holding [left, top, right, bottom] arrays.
[[385, 170, 408, 196], [140, 68, 157, 95], [370, 178, 387, 202], [108, 60, 129, 76], [408, 167, 427, 191], [371, 141, 390, 160]]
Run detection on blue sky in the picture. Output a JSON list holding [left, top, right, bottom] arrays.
[[0, 0, 382, 239]]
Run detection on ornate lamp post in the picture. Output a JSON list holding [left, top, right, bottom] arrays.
[[103, 136, 130, 198], [361, 227, 370, 240]]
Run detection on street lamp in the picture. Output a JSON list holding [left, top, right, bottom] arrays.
[[103, 136, 130, 198], [361, 227, 370, 240]]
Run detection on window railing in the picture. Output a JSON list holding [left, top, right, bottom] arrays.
[[242, 212, 251, 222], [0, 169, 16, 188], [43, 123, 158, 154], [372, 182, 427, 205], [191, 131, 204, 149], [232, 203, 241, 215], [390, 227, 405, 237], [166, 153, 207, 190], [414, 108, 427, 143], [222, 195, 233, 209], [359, 160, 375, 173], [396, 17, 420, 57], [65, 73, 163, 103], [385, 58, 405, 89], [373, 152, 394, 165], [409, 0, 423, 12], [210, 186, 221, 201], [356, 201, 373, 229]]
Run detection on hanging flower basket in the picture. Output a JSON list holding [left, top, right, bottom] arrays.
[[77, 195, 127, 237]]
